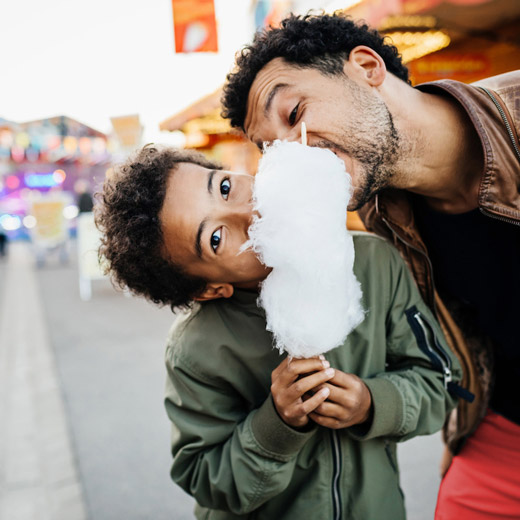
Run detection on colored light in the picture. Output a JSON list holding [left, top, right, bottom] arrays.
[[15, 132, 30, 149], [53, 169, 66, 184], [63, 136, 78, 154], [11, 146, 25, 162], [63, 205, 79, 219], [0, 130, 13, 148], [6, 175, 20, 190], [23, 215, 37, 229], [25, 173, 59, 188], [79, 137, 92, 155], [0, 214, 21, 231]]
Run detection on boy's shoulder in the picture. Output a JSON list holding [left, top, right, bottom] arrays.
[[351, 231, 404, 272], [165, 294, 269, 371]]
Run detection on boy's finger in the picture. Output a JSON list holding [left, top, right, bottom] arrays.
[[274, 357, 330, 386], [312, 400, 345, 419], [286, 368, 335, 401], [300, 386, 330, 415], [308, 412, 344, 429]]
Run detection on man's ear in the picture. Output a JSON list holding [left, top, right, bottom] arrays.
[[344, 45, 386, 87], [193, 282, 234, 302]]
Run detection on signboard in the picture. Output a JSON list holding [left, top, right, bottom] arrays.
[[30, 198, 67, 247], [110, 114, 143, 149], [409, 52, 492, 84], [77, 212, 106, 300]]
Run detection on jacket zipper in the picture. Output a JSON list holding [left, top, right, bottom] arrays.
[[478, 86, 520, 162], [413, 310, 452, 389], [477, 86, 520, 227], [331, 430, 342, 520], [479, 207, 520, 226]]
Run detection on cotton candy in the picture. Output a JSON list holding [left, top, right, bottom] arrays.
[[243, 140, 364, 358]]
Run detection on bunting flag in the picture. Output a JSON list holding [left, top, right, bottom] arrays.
[[171, 0, 218, 53]]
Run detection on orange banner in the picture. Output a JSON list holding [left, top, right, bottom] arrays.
[[172, 0, 218, 53]]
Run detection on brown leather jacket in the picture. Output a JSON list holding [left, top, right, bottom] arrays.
[[358, 71, 520, 453]]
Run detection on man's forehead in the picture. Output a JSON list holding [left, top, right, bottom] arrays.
[[245, 59, 297, 128]]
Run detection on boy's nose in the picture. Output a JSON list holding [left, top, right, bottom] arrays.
[[234, 201, 255, 228]]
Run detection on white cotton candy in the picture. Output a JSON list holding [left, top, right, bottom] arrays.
[[243, 140, 365, 358]]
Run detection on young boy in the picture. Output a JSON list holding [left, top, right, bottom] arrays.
[[96, 144, 462, 520]]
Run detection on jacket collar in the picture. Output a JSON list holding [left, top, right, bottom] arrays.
[[371, 74, 520, 232], [414, 76, 520, 221]]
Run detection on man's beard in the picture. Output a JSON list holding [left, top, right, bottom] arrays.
[[318, 81, 401, 211]]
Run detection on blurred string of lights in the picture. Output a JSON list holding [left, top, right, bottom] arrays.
[[379, 15, 451, 63]]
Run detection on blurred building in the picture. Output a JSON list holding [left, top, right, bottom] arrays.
[[0, 115, 112, 240]]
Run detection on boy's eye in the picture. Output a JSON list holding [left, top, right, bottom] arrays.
[[210, 228, 221, 252], [220, 178, 231, 200], [289, 103, 300, 126]]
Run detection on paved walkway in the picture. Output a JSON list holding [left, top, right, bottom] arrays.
[[0, 243, 88, 520]]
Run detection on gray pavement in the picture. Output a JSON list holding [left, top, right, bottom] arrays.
[[1, 240, 444, 520], [0, 242, 87, 520]]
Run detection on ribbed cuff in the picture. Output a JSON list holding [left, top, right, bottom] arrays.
[[348, 377, 404, 440], [251, 396, 316, 456]]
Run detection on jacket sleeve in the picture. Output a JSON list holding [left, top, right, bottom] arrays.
[[164, 348, 316, 514], [350, 242, 462, 442]]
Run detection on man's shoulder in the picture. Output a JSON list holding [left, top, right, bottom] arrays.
[[473, 70, 520, 93]]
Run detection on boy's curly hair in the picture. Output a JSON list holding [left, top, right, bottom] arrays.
[[95, 144, 222, 310], [222, 12, 410, 130]]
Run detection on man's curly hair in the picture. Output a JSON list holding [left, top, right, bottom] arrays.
[[222, 12, 410, 130], [95, 144, 222, 310]]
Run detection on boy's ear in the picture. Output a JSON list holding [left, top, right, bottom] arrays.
[[194, 282, 234, 302]]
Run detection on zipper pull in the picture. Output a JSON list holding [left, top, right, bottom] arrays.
[[443, 366, 452, 389]]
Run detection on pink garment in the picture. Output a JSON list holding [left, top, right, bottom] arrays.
[[436, 410, 520, 519]]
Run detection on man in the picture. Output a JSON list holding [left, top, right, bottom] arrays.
[[221, 12, 520, 518], [95, 144, 461, 519]]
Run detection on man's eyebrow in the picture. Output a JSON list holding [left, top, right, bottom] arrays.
[[264, 83, 289, 117], [195, 218, 208, 259], [207, 169, 217, 194]]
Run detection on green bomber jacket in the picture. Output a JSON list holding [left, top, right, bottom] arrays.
[[164, 233, 462, 520]]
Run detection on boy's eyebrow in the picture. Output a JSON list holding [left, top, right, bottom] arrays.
[[194, 170, 217, 258], [264, 83, 289, 117], [207, 169, 217, 193], [195, 218, 208, 259]]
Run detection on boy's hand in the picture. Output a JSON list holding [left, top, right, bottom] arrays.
[[309, 370, 372, 429], [271, 356, 335, 429]]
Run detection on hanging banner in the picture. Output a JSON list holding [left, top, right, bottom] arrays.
[[110, 114, 143, 149], [171, 0, 218, 53]]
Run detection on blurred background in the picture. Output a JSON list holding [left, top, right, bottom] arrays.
[[1, 1, 519, 519]]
